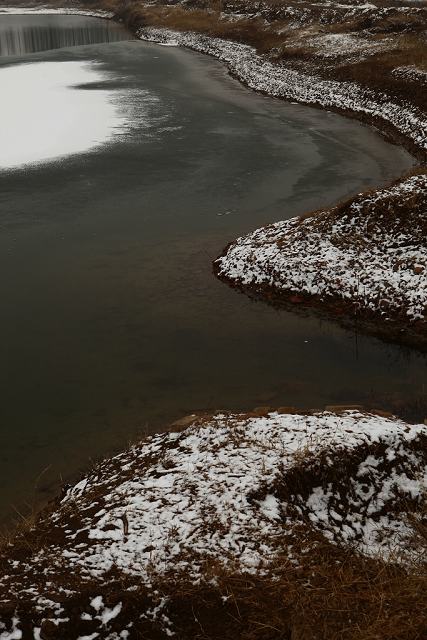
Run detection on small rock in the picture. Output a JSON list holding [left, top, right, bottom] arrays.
[[277, 406, 297, 414], [169, 414, 198, 430], [325, 404, 364, 413], [252, 406, 272, 416]]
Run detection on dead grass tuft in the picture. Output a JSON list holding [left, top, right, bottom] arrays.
[[0, 541, 425, 638]]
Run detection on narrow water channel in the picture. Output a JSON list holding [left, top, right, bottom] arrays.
[[0, 13, 425, 524]]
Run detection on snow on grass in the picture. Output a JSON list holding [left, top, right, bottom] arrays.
[[216, 174, 427, 324], [138, 27, 427, 152], [0, 616, 22, 639], [304, 32, 391, 60], [28, 411, 427, 582], [0, 410, 425, 636], [393, 65, 427, 84]]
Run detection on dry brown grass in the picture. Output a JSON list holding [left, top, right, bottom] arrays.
[[0, 536, 425, 638], [113, 4, 287, 53], [155, 551, 427, 640]]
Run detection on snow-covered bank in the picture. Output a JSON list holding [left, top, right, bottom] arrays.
[[215, 173, 427, 342], [57, 410, 427, 568], [137, 26, 426, 157], [0, 410, 425, 637]]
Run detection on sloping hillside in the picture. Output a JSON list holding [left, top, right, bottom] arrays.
[[0, 410, 425, 638]]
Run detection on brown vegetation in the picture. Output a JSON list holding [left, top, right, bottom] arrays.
[[2, 548, 426, 639]]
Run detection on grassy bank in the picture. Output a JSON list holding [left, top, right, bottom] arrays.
[[0, 410, 426, 638]]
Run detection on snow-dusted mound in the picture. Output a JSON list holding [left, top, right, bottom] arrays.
[[61, 410, 426, 568], [216, 174, 427, 335], [0, 411, 425, 636], [58, 410, 426, 571]]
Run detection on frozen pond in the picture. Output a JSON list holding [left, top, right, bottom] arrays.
[[0, 60, 129, 168], [0, 13, 425, 523]]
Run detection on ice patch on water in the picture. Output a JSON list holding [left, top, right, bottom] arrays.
[[0, 60, 127, 170]]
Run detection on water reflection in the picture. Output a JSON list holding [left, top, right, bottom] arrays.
[[0, 14, 132, 56]]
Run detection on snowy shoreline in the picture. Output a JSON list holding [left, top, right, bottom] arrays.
[[136, 26, 426, 159], [215, 172, 427, 349], [132, 23, 426, 347]]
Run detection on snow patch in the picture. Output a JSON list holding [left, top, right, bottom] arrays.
[[216, 175, 427, 323]]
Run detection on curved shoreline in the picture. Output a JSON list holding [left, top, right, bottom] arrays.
[[134, 25, 426, 163], [215, 171, 427, 351], [115, 11, 426, 349], [3, 3, 426, 349], [214, 256, 427, 352]]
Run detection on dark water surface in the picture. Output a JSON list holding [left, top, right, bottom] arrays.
[[0, 13, 132, 56], [0, 15, 425, 524]]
